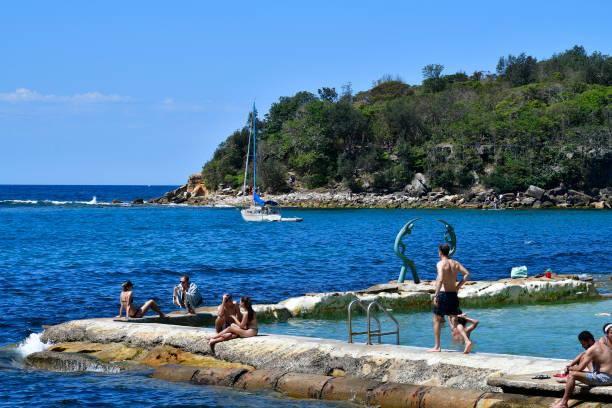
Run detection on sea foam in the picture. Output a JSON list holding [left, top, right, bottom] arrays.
[[16, 332, 51, 358]]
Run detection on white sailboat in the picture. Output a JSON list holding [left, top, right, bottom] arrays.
[[240, 103, 291, 222]]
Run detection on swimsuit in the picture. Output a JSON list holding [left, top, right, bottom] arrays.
[[586, 371, 612, 386], [433, 291, 462, 316]]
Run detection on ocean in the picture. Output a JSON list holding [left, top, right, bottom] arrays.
[[1, 185, 610, 407]]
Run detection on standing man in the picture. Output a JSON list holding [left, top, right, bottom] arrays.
[[552, 331, 612, 408], [428, 244, 471, 353], [173, 275, 202, 314]]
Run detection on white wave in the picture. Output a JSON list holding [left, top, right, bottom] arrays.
[[0, 199, 38, 204], [16, 332, 51, 358], [524, 240, 535, 245], [85, 364, 120, 373], [86, 196, 97, 204]]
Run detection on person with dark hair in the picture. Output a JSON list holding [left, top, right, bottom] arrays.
[[599, 323, 612, 349], [172, 275, 202, 314], [552, 331, 612, 408], [209, 296, 258, 350], [117, 281, 167, 319], [215, 293, 242, 333], [448, 313, 479, 346], [428, 243, 471, 354]]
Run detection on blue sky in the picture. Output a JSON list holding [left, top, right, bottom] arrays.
[[1, 1, 610, 184]]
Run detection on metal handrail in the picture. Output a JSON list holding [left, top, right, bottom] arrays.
[[367, 301, 399, 345], [348, 299, 399, 345]]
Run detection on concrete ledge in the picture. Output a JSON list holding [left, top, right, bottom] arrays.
[[152, 365, 611, 408], [112, 313, 215, 326], [487, 372, 612, 399], [41, 319, 568, 392]]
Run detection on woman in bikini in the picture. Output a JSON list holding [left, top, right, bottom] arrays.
[[209, 296, 258, 349], [117, 280, 168, 319]]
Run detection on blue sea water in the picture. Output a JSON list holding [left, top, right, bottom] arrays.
[[0, 185, 611, 407]]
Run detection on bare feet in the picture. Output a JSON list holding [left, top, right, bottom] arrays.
[[550, 400, 568, 408], [556, 378, 567, 384], [159, 313, 169, 318], [427, 347, 441, 352], [463, 341, 473, 354], [187, 307, 196, 314]]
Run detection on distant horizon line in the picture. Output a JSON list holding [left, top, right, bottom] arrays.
[[0, 184, 182, 186]]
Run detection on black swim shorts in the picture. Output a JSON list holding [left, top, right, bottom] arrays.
[[433, 291, 462, 316]]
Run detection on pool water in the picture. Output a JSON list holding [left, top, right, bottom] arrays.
[[260, 299, 612, 360]]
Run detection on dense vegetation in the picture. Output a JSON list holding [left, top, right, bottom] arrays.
[[202, 46, 612, 194]]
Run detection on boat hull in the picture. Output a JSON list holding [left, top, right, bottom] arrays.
[[240, 206, 282, 222]]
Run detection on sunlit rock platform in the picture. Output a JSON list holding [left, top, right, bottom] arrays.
[[32, 277, 609, 406], [196, 275, 600, 321], [37, 319, 571, 391]]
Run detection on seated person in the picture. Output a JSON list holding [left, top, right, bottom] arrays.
[[172, 275, 202, 314], [552, 331, 612, 408], [117, 280, 167, 319], [448, 313, 478, 354], [215, 293, 242, 333], [209, 296, 258, 349], [599, 323, 612, 349]]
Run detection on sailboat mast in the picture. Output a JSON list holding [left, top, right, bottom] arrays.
[[242, 116, 251, 197], [252, 102, 257, 196]]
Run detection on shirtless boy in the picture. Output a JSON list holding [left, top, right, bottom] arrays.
[[215, 293, 242, 333], [551, 331, 612, 408], [428, 244, 471, 353]]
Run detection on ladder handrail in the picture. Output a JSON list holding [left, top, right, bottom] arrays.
[[348, 299, 381, 344], [348, 299, 399, 345], [367, 301, 400, 345]]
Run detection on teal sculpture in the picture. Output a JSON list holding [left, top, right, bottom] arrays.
[[394, 218, 420, 284], [438, 219, 456, 256], [394, 218, 457, 283]]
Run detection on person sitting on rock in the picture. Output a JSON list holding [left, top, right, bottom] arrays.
[[172, 274, 202, 314], [448, 313, 478, 347], [552, 331, 612, 408], [117, 280, 168, 319], [209, 296, 258, 350], [599, 323, 612, 349], [215, 293, 242, 333]]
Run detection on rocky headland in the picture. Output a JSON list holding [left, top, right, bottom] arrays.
[[146, 173, 612, 209]]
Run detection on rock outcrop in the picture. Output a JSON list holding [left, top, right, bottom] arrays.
[[193, 276, 599, 321], [147, 175, 610, 209]]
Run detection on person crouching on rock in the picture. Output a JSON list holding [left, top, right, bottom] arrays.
[[172, 274, 202, 314], [117, 280, 168, 319], [215, 293, 242, 332], [551, 331, 612, 408], [209, 296, 258, 350]]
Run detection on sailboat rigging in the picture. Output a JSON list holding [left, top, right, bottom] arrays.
[[240, 103, 293, 222]]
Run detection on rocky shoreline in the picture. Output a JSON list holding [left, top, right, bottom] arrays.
[[145, 174, 612, 209]]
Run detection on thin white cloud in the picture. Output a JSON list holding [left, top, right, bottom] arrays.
[[155, 97, 208, 112], [0, 88, 131, 103]]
